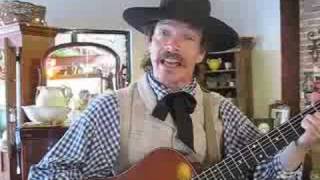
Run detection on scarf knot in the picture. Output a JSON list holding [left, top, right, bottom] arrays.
[[152, 91, 196, 150]]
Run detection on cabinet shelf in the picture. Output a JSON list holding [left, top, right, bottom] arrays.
[[198, 37, 254, 118], [207, 48, 240, 55], [205, 69, 236, 74], [48, 73, 100, 80], [48, 55, 101, 67], [0, 23, 59, 180], [206, 86, 237, 90]]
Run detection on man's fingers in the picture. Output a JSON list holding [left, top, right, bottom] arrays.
[[302, 115, 320, 137]]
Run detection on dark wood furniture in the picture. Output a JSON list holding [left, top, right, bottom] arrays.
[[0, 23, 58, 113], [17, 28, 131, 180], [198, 37, 254, 117], [281, 0, 300, 116], [0, 23, 58, 180], [280, 1, 316, 179], [20, 126, 67, 180], [0, 151, 10, 180]]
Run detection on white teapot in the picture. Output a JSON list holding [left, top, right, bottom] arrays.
[[35, 86, 72, 107]]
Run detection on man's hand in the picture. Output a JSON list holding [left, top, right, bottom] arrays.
[[297, 92, 320, 150], [297, 113, 320, 150]]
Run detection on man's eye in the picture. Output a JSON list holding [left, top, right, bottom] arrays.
[[160, 29, 170, 36], [184, 35, 195, 41]]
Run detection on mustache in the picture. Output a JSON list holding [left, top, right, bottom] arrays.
[[160, 51, 183, 61]]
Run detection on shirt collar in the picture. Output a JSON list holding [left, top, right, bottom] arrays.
[[146, 70, 197, 100]]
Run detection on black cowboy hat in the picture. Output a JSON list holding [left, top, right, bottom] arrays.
[[123, 0, 239, 52]]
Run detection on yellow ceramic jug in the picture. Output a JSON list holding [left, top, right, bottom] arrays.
[[207, 58, 222, 71]]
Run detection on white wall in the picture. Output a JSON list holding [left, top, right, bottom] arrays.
[[17, 0, 160, 81], [18, 0, 281, 118], [211, 0, 281, 118]]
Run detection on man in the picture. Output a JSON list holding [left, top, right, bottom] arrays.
[[29, 0, 320, 179]]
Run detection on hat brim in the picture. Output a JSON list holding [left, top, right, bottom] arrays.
[[123, 7, 239, 52]]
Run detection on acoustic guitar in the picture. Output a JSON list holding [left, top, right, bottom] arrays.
[[93, 102, 319, 180]]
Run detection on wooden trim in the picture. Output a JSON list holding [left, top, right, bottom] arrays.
[[4, 39, 20, 180], [0, 23, 57, 49], [20, 127, 68, 180], [0, 152, 4, 172], [238, 37, 254, 118], [48, 73, 101, 80], [0, 23, 57, 38], [20, 24, 58, 37], [281, 0, 300, 116]]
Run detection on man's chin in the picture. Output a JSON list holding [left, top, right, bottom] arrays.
[[157, 76, 189, 89]]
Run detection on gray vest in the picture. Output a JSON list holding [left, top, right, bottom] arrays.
[[115, 74, 224, 173]]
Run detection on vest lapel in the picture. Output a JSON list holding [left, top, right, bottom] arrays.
[[116, 74, 223, 173], [137, 74, 157, 112]]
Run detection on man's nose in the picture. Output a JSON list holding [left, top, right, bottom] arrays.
[[164, 37, 180, 51]]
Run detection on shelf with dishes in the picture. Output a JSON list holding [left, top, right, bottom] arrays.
[[207, 48, 240, 55], [46, 59, 107, 80], [48, 54, 101, 65], [205, 70, 236, 87], [48, 73, 101, 80], [46, 53, 117, 81], [197, 37, 254, 117], [205, 69, 236, 74], [206, 86, 237, 90]]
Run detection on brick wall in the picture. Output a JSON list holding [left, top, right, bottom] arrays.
[[300, 1, 320, 179], [300, 0, 320, 108]]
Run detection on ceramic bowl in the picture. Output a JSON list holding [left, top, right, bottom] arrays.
[[22, 105, 70, 124]]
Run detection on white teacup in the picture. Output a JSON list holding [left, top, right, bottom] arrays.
[[225, 62, 232, 70]]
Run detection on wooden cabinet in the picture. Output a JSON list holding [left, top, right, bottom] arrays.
[[198, 37, 254, 117], [0, 25, 132, 180], [0, 23, 135, 180], [0, 23, 58, 123], [20, 127, 67, 180], [0, 23, 58, 180], [0, 151, 10, 180]]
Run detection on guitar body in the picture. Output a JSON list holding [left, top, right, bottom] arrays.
[[91, 101, 320, 180], [95, 148, 196, 180]]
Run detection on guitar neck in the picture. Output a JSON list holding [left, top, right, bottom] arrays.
[[194, 101, 320, 180]]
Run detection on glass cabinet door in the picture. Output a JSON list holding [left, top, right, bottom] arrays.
[[44, 42, 121, 96], [40, 42, 123, 123], [54, 29, 131, 87], [0, 49, 6, 149], [0, 38, 17, 152]]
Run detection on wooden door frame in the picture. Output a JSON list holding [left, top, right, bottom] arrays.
[[281, 0, 300, 115], [281, 1, 313, 179]]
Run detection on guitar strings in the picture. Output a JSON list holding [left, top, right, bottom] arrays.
[[193, 111, 309, 180], [196, 105, 316, 179], [193, 129, 302, 180], [195, 104, 319, 180], [195, 120, 303, 180], [192, 102, 320, 180]]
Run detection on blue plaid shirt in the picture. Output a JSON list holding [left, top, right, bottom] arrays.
[[28, 72, 301, 179]]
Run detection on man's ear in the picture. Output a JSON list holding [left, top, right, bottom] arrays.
[[145, 36, 152, 51], [196, 51, 206, 63]]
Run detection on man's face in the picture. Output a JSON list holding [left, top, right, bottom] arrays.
[[148, 20, 205, 89]]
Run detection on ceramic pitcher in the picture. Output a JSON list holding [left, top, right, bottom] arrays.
[[35, 86, 72, 107]]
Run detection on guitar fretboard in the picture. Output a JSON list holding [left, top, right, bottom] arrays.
[[193, 101, 320, 180]]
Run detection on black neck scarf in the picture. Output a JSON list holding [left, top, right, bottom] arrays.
[[152, 92, 197, 150]]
